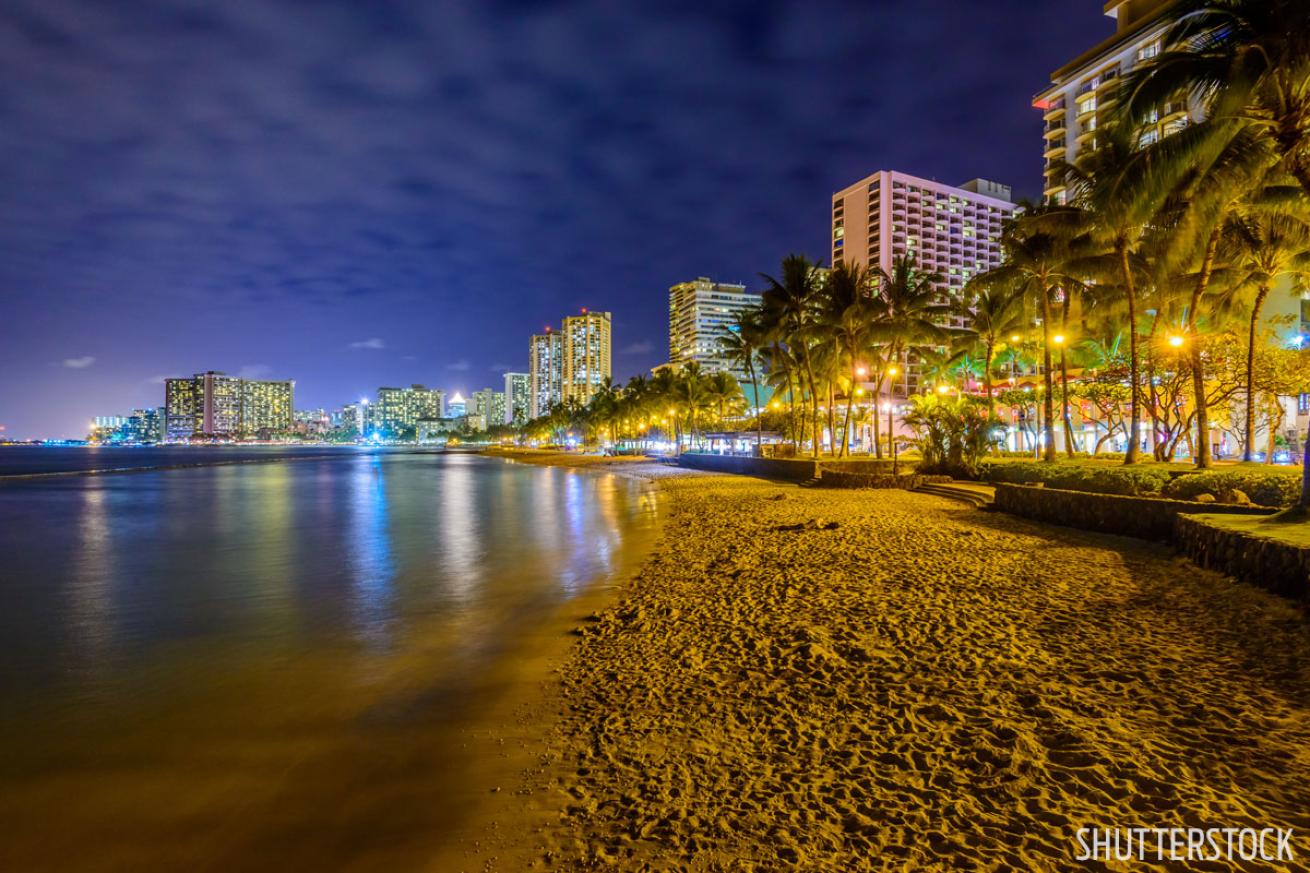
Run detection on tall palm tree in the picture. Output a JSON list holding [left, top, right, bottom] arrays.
[[1058, 125, 1178, 464], [961, 283, 1029, 418], [1217, 207, 1310, 460], [1123, 0, 1310, 501], [972, 208, 1082, 461], [816, 262, 880, 457], [760, 255, 826, 457], [718, 309, 766, 451]]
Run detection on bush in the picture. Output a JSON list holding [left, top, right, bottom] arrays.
[[1162, 468, 1301, 507], [902, 396, 1000, 479], [979, 460, 1172, 496]]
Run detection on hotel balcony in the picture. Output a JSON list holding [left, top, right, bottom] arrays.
[[1043, 120, 1066, 137], [1044, 140, 1067, 159]]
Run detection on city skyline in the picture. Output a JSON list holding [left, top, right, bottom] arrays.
[[0, 1, 1114, 438]]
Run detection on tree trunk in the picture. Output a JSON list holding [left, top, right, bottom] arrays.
[[1243, 283, 1271, 462], [1188, 226, 1221, 468], [841, 360, 857, 458], [872, 375, 883, 459], [1119, 244, 1141, 464], [1038, 285, 1056, 462], [801, 348, 820, 459], [747, 359, 763, 454], [984, 338, 995, 419]]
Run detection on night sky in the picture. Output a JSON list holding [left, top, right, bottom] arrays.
[[0, 0, 1111, 439]]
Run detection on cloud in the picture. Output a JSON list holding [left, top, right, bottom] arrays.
[[488, 362, 512, 371], [621, 340, 654, 355], [238, 363, 273, 379], [348, 337, 386, 350], [446, 359, 471, 371], [62, 356, 95, 368], [145, 374, 169, 384]]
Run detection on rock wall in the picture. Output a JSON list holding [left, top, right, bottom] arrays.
[[993, 483, 1273, 542], [816, 471, 952, 490], [676, 453, 818, 481], [1175, 516, 1309, 600]]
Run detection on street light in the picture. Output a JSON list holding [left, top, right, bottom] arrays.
[[1052, 334, 1066, 346], [1009, 334, 1022, 343], [1168, 334, 1185, 348], [855, 365, 867, 378]]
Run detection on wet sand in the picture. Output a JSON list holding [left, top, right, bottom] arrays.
[[452, 452, 1310, 871]]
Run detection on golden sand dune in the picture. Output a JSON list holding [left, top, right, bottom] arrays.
[[467, 457, 1310, 871]]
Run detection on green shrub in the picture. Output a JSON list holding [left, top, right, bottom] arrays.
[[979, 460, 1172, 496], [1162, 468, 1300, 507]]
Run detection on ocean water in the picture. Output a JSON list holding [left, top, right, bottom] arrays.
[[0, 449, 659, 869]]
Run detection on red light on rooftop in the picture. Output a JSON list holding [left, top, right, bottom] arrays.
[[1033, 98, 1052, 110], [581, 307, 588, 313]]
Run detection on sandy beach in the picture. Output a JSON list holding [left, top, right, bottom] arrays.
[[451, 451, 1310, 871]]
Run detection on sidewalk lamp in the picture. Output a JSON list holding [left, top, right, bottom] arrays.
[[1168, 334, 1185, 348]]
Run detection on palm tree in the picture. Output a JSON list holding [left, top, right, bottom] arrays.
[[961, 283, 1029, 418], [1217, 207, 1310, 460], [704, 370, 743, 428], [1057, 125, 1180, 464], [760, 255, 826, 457], [972, 208, 1082, 461], [718, 310, 766, 451], [819, 262, 882, 457], [1123, 0, 1310, 500]]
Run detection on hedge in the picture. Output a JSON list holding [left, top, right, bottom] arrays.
[[1161, 469, 1301, 508], [979, 460, 1172, 496]]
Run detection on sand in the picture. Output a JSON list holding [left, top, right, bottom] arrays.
[[451, 451, 1310, 871]]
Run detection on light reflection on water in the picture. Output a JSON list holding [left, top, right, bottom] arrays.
[[0, 452, 658, 870]]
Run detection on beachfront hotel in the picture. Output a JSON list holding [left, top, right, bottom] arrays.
[[561, 309, 612, 406], [503, 372, 530, 425], [164, 371, 294, 440], [831, 171, 1016, 393], [668, 277, 761, 380], [1034, 0, 1194, 204], [472, 388, 506, 428], [374, 384, 445, 434], [529, 329, 563, 419]]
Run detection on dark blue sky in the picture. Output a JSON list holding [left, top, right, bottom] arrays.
[[0, 0, 1110, 438]]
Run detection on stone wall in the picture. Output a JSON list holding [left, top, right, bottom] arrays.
[[676, 453, 818, 481], [993, 483, 1274, 542], [816, 471, 952, 490], [1175, 516, 1309, 600]]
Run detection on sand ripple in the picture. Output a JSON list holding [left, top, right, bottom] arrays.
[[528, 479, 1310, 871]]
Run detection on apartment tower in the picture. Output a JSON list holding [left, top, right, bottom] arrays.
[[561, 310, 612, 406], [528, 329, 563, 419], [668, 277, 761, 380]]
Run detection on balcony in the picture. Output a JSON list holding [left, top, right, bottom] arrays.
[[1044, 139, 1067, 158], [1043, 119, 1066, 137]]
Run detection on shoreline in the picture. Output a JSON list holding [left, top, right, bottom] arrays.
[[451, 450, 1310, 870]]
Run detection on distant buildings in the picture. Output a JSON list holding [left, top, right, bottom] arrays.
[[125, 408, 164, 443], [831, 171, 1016, 393], [165, 371, 294, 440], [1034, 0, 1193, 204], [472, 388, 506, 428], [374, 384, 445, 435], [503, 372, 530, 425], [561, 310, 612, 406], [529, 329, 563, 419], [668, 277, 760, 379], [446, 392, 467, 418]]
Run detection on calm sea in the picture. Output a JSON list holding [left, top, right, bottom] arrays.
[[0, 447, 659, 870]]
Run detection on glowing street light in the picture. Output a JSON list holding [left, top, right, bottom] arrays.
[[936, 384, 950, 395], [1009, 334, 1022, 343], [855, 365, 867, 378], [1168, 334, 1185, 348], [1052, 334, 1066, 346]]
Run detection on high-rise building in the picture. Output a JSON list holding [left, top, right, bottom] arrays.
[[1034, 0, 1191, 204], [503, 372, 530, 425], [668, 277, 761, 379], [164, 371, 294, 440], [831, 172, 1016, 392], [561, 310, 612, 406], [374, 384, 445, 434], [471, 388, 506, 429], [529, 329, 563, 419]]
